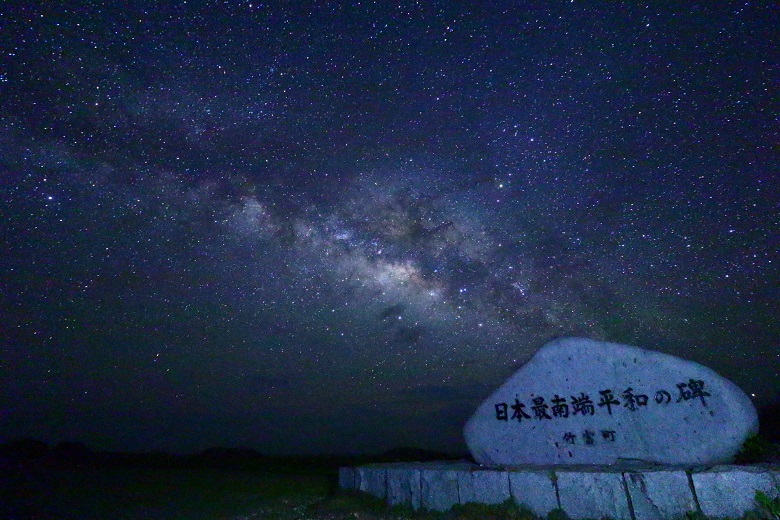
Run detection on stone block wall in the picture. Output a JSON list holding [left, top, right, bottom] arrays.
[[338, 463, 780, 519]]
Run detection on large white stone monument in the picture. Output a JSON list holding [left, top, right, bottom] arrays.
[[464, 337, 758, 466]]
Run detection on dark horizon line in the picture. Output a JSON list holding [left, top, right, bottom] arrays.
[[0, 437, 470, 462]]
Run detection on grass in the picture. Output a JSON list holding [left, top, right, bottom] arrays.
[[1, 462, 331, 519], [311, 494, 541, 520], [3, 456, 779, 519], [756, 490, 780, 520], [0, 458, 565, 520]]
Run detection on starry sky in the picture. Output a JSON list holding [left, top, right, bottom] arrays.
[[1, 2, 778, 455]]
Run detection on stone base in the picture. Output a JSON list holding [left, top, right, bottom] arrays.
[[557, 469, 632, 520], [339, 462, 780, 519], [693, 465, 780, 518]]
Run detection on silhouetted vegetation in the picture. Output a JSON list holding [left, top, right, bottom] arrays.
[[0, 437, 50, 459], [0, 437, 464, 474], [0, 438, 471, 519], [735, 434, 780, 464], [448, 500, 538, 520], [1, 437, 777, 519], [759, 398, 780, 443]]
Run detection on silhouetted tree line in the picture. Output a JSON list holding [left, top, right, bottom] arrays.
[[0, 438, 468, 471], [2, 399, 776, 469]]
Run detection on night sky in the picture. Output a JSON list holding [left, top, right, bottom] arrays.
[[1, 2, 778, 456]]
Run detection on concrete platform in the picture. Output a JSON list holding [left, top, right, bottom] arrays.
[[339, 462, 780, 518]]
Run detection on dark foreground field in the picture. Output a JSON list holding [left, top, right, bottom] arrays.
[[0, 445, 454, 520], [2, 438, 779, 520], [6, 460, 780, 520], [3, 463, 324, 519], [2, 462, 496, 520]]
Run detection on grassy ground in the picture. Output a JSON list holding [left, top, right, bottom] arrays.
[[2, 462, 331, 519], [3, 455, 778, 519], [0, 459, 546, 519]]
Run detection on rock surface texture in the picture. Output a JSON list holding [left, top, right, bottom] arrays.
[[457, 468, 511, 505], [692, 465, 780, 518], [464, 337, 758, 466], [386, 465, 423, 509], [556, 470, 632, 520], [343, 463, 780, 517], [624, 469, 698, 520]]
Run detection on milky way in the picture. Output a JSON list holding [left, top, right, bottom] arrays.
[[1, 2, 777, 454]]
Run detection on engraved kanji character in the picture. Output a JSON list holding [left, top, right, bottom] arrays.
[[597, 389, 620, 415], [601, 430, 616, 442], [495, 403, 508, 421], [622, 387, 649, 411], [687, 379, 711, 406], [551, 394, 569, 418], [531, 396, 552, 420], [677, 379, 711, 406], [563, 432, 576, 445], [511, 399, 531, 421], [582, 430, 596, 445], [571, 393, 595, 416]]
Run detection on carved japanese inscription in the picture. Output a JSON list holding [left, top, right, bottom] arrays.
[[464, 338, 758, 466]]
